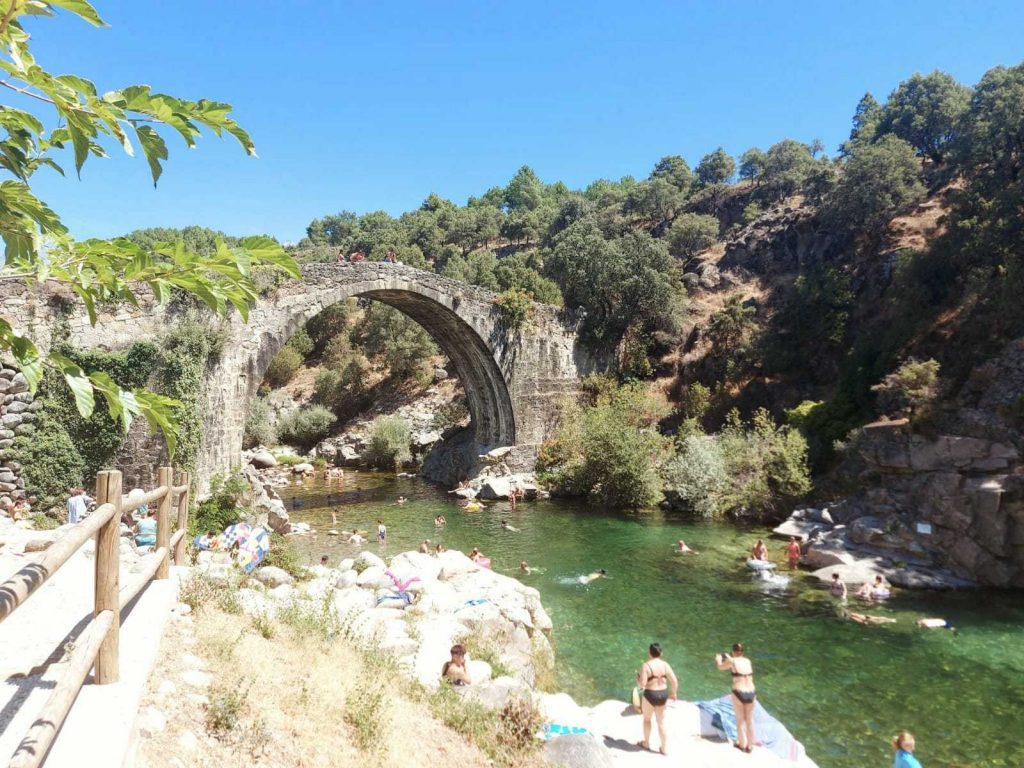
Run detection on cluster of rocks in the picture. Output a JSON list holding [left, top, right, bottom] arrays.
[[720, 203, 845, 277], [0, 367, 39, 505], [202, 547, 554, 710]]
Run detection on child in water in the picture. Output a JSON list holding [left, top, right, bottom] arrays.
[[579, 568, 607, 584]]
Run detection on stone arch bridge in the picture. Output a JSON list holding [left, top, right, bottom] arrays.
[[1, 262, 595, 490]]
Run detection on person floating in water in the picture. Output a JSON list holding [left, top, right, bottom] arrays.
[[751, 539, 768, 561], [501, 520, 519, 532], [520, 561, 531, 575], [397, 496, 407, 505], [579, 568, 607, 584], [676, 539, 697, 554], [434, 515, 447, 526], [320, 555, 329, 567], [376, 519, 387, 543], [786, 537, 801, 570]]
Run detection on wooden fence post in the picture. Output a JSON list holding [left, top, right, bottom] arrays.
[[156, 466, 173, 579], [173, 470, 191, 565], [94, 469, 121, 684]]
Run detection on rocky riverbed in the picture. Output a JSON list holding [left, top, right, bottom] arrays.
[[192, 540, 817, 768]]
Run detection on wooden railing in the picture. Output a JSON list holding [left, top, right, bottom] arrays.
[[0, 467, 191, 768]]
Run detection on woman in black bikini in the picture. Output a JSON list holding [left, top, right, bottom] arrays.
[[716, 643, 757, 753], [636, 643, 678, 755]]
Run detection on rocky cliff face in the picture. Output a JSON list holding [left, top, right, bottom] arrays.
[[824, 338, 1024, 587]]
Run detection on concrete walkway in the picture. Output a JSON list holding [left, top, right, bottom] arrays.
[[0, 523, 179, 768]]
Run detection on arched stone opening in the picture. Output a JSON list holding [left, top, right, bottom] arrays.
[[246, 282, 517, 453]]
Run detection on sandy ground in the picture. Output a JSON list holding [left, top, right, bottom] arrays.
[[131, 595, 494, 768]]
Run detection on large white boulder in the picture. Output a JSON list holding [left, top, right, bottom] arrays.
[[356, 565, 391, 588], [479, 477, 512, 500], [354, 551, 386, 571], [465, 658, 492, 684], [254, 566, 294, 588], [333, 586, 375, 618], [250, 450, 278, 469], [436, 550, 479, 580], [335, 569, 358, 589], [291, 462, 315, 475]]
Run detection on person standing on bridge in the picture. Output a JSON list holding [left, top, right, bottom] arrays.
[[66, 487, 92, 524]]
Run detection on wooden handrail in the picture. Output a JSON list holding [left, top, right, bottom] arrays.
[[119, 548, 168, 611], [169, 529, 186, 551], [3, 464, 191, 768], [0, 502, 116, 625], [120, 485, 169, 515], [8, 610, 115, 768]]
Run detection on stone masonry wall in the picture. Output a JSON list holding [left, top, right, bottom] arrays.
[[0, 263, 594, 496]]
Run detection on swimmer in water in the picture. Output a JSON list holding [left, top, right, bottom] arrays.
[[434, 515, 447, 526], [397, 496, 407, 505], [501, 520, 519, 532], [676, 539, 697, 554], [331, 509, 338, 525], [829, 572, 848, 601], [579, 568, 607, 584], [377, 519, 387, 543], [435, 543, 446, 554], [520, 561, 531, 575], [419, 539, 432, 554], [320, 555, 329, 567]]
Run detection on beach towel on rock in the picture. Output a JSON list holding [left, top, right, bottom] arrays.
[[697, 696, 814, 764]]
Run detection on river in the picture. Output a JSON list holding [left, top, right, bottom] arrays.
[[279, 470, 1024, 768]]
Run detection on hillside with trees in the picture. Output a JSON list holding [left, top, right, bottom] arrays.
[[243, 62, 1024, 519]]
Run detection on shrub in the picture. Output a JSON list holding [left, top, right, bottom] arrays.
[[871, 358, 941, 420], [262, 532, 311, 580], [190, 472, 248, 536], [285, 327, 314, 357], [344, 681, 386, 751], [662, 435, 728, 518], [364, 415, 412, 469], [265, 346, 302, 387], [244, 396, 276, 448], [277, 405, 336, 449], [205, 685, 246, 738], [538, 383, 669, 509], [667, 212, 719, 266], [433, 401, 470, 432], [494, 288, 535, 331], [718, 409, 812, 517], [305, 300, 353, 355], [12, 410, 85, 512], [497, 697, 543, 752]]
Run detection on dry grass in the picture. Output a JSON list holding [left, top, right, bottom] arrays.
[[135, 599, 493, 768]]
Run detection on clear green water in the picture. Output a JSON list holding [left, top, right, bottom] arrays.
[[282, 471, 1024, 768]]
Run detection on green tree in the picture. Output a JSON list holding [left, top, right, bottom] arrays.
[[0, 2, 298, 455], [546, 220, 683, 344], [706, 295, 756, 355], [738, 148, 767, 185], [503, 165, 544, 211], [265, 347, 302, 387], [696, 147, 736, 185], [871, 358, 941, 420], [442, 249, 500, 290], [844, 92, 883, 151], [877, 70, 971, 162], [667, 213, 719, 266], [277, 405, 336, 449], [623, 177, 684, 224], [760, 139, 817, 201], [359, 304, 438, 379], [825, 134, 925, 240], [306, 211, 358, 246], [649, 155, 693, 193]]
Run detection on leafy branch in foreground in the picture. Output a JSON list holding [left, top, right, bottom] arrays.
[[0, 1, 298, 455]]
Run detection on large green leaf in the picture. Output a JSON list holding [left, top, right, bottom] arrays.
[[49, 351, 96, 417], [134, 125, 167, 186], [45, 0, 105, 27]]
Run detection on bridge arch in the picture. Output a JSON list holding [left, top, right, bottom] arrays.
[[244, 265, 517, 447]]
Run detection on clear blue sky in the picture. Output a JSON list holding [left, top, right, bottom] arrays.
[[22, 0, 1024, 243]]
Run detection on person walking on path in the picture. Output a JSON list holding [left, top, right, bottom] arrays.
[[893, 731, 923, 768], [717, 643, 758, 754], [636, 642, 679, 755], [66, 488, 92, 524]]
